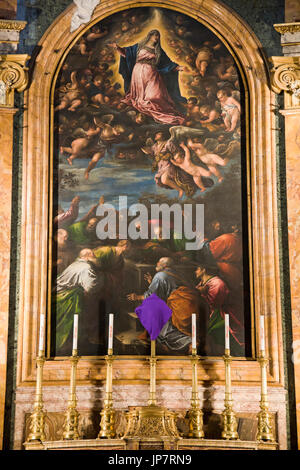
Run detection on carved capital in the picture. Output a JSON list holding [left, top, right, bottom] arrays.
[[0, 20, 27, 32], [269, 56, 300, 108], [0, 54, 30, 107], [274, 23, 300, 35]]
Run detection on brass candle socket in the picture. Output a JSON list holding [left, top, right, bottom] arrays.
[[63, 351, 80, 440], [27, 354, 46, 442], [188, 353, 204, 438], [98, 353, 116, 439], [256, 353, 275, 442], [221, 352, 239, 440]]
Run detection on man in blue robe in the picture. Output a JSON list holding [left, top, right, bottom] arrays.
[[127, 257, 193, 353]]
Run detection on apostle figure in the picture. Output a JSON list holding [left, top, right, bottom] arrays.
[[127, 257, 203, 354], [53, 248, 104, 354], [195, 264, 244, 354], [198, 223, 243, 292], [110, 30, 186, 125]]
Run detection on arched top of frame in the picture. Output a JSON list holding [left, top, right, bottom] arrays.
[[32, 0, 270, 98]]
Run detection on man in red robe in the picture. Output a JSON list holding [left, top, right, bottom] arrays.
[[200, 223, 243, 292]]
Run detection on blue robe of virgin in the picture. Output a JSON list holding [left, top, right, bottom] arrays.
[[119, 43, 186, 104]]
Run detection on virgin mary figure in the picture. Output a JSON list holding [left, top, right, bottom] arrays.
[[111, 30, 186, 125]]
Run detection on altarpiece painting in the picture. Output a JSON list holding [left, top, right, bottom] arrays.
[[50, 6, 251, 359]]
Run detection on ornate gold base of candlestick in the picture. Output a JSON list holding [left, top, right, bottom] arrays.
[[27, 355, 46, 442], [27, 405, 46, 442], [188, 353, 204, 438], [122, 405, 180, 440], [221, 405, 239, 440], [63, 408, 80, 440], [256, 408, 274, 442], [98, 401, 116, 439], [222, 352, 239, 440], [256, 355, 275, 442], [188, 407, 204, 438], [63, 353, 80, 440], [98, 354, 116, 439]]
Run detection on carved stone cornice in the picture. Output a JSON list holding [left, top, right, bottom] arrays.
[[274, 23, 300, 35], [0, 54, 30, 107], [0, 20, 27, 32], [0, 20, 27, 53], [269, 56, 300, 108]]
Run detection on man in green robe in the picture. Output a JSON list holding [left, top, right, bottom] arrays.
[[67, 217, 99, 245], [53, 248, 104, 354]]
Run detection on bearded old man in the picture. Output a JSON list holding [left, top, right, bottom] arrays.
[[53, 248, 104, 354], [127, 257, 205, 354]]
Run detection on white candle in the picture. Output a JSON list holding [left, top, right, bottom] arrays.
[[225, 314, 230, 351], [108, 313, 114, 352], [260, 315, 265, 352], [38, 313, 45, 354], [73, 314, 78, 351], [192, 313, 196, 350]]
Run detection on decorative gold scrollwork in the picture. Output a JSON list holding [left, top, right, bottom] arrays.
[[274, 23, 300, 35], [269, 56, 300, 108], [0, 20, 27, 31], [0, 54, 30, 107]]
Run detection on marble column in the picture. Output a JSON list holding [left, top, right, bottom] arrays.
[[271, 20, 300, 448], [0, 19, 28, 449]]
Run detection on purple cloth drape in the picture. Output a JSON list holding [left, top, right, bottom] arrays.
[[135, 293, 172, 340]]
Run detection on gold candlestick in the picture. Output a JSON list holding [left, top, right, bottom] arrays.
[[148, 340, 157, 406], [27, 353, 46, 442], [188, 351, 204, 438], [63, 350, 80, 440], [256, 352, 275, 441], [98, 351, 116, 439], [222, 349, 239, 440]]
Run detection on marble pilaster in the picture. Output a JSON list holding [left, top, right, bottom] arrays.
[[271, 28, 300, 446], [0, 52, 29, 449]]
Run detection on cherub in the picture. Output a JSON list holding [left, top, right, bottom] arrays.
[[88, 75, 106, 105], [86, 25, 108, 42], [59, 120, 103, 169], [121, 20, 130, 32], [99, 46, 110, 58], [190, 75, 202, 90], [185, 53, 197, 73], [184, 97, 202, 127], [129, 13, 140, 34], [106, 53, 116, 63], [198, 104, 224, 131], [83, 118, 128, 179], [187, 138, 228, 182], [202, 80, 218, 104], [217, 56, 239, 85], [186, 97, 200, 115], [55, 71, 88, 112], [78, 37, 92, 56], [195, 41, 222, 77], [217, 88, 241, 132], [170, 142, 211, 192]]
